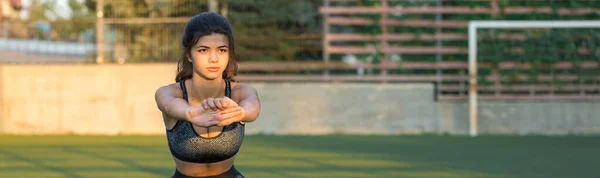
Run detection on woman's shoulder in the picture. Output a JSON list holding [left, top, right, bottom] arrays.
[[156, 82, 183, 97], [162, 82, 183, 90], [230, 81, 258, 100], [230, 81, 256, 91]]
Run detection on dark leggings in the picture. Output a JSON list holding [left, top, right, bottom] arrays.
[[172, 166, 244, 178]]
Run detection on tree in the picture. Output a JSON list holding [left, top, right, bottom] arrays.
[[228, 0, 322, 61]]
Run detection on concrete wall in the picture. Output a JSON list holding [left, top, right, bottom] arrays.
[[246, 82, 442, 135], [477, 101, 600, 135], [435, 102, 600, 135], [1, 64, 599, 135], [0, 64, 173, 135]]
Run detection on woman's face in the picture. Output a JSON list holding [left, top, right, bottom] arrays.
[[188, 33, 229, 81]]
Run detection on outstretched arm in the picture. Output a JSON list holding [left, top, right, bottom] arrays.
[[232, 83, 261, 123], [155, 83, 233, 127], [206, 83, 261, 126], [154, 84, 192, 121]]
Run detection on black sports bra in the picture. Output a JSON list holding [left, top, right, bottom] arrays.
[[166, 79, 245, 163]]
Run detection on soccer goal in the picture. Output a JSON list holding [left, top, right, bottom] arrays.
[[468, 20, 600, 137]]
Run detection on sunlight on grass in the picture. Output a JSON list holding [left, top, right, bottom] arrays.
[[239, 171, 283, 178], [0, 135, 597, 178], [39, 159, 127, 168], [1, 171, 67, 178], [0, 135, 166, 145], [383, 170, 469, 178], [382, 170, 511, 178], [0, 160, 36, 168], [73, 171, 162, 178], [319, 159, 410, 168], [14, 152, 92, 160], [102, 153, 171, 159], [252, 150, 350, 159], [2, 146, 65, 153], [286, 171, 373, 178], [73, 147, 140, 154], [236, 159, 318, 168], [132, 160, 174, 168]]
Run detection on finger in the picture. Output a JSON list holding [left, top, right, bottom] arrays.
[[206, 98, 218, 110], [218, 106, 241, 114], [223, 97, 238, 107], [214, 98, 224, 110], [191, 111, 216, 120], [217, 110, 242, 121], [219, 98, 229, 108], [218, 119, 234, 127], [194, 119, 219, 127], [219, 116, 240, 126], [206, 120, 220, 126], [202, 99, 209, 110], [190, 113, 217, 126], [186, 108, 198, 119], [203, 109, 218, 115]]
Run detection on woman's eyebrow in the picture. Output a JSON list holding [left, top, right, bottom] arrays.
[[195, 45, 228, 48]]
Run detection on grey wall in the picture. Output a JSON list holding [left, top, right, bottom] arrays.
[[1, 64, 598, 135], [476, 101, 600, 135], [247, 82, 600, 135], [245, 83, 442, 135]]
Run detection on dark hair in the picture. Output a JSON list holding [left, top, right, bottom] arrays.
[[175, 12, 237, 82]]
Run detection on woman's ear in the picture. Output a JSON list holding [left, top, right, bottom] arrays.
[[186, 53, 193, 63]]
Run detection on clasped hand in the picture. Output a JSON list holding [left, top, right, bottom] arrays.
[[186, 97, 245, 127]]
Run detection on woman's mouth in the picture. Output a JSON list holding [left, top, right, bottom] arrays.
[[207, 67, 220, 72]]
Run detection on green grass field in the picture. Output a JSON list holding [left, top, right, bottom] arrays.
[[0, 135, 598, 178]]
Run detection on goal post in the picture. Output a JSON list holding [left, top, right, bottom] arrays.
[[468, 20, 600, 137]]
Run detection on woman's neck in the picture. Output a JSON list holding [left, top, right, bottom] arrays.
[[188, 75, 225, 101]]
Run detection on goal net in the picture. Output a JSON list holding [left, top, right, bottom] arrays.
[[468, 20, 600, 136]]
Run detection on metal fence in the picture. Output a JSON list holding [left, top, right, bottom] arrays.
[[320, 0, 600, 100], [1, 0, 600, 101], [0, 0, 323, 64]]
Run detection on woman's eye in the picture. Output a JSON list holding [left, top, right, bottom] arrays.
[[198, 49, 207, 53], [219, 49, 227, 53]]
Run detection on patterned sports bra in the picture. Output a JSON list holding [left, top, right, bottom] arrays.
[[166, 80, 245, 163]]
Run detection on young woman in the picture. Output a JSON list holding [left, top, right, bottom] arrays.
[[154, 12, 260, 178]]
